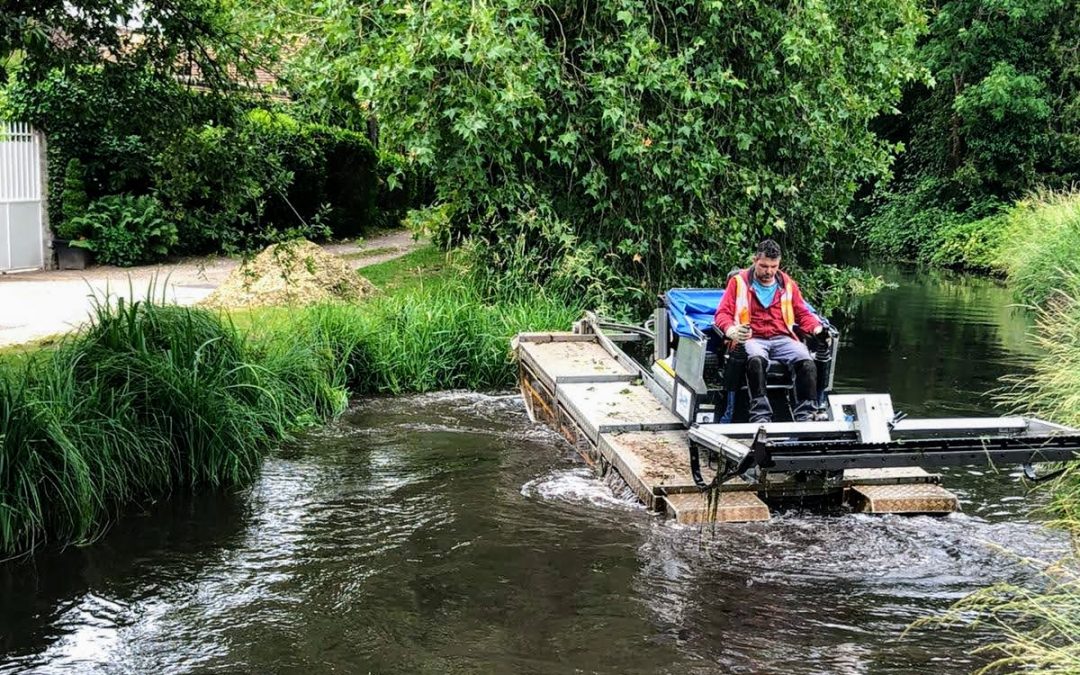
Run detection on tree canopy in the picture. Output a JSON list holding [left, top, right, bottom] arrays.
[[1, 0, 265, 89], [261, 0, 925, 305], [862, 0, 1080, 260]]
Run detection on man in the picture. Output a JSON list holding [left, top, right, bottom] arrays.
[[713, 239, 827, 423]]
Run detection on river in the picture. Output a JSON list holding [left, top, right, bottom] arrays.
[[0, 267, 1064, 674]]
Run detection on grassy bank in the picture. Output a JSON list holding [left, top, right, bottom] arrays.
[[943, 276, 1080, 672], [0, 247, 582, 557], [915, 192, 1080, 671]]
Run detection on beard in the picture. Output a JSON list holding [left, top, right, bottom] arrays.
[[754, 269, 776, 284]]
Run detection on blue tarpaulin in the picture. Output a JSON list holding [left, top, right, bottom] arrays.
[[664, 287, 825, 339], [665, 288, 724, 338]]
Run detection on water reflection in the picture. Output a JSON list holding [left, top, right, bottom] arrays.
[[834, 265, 1035, 417]]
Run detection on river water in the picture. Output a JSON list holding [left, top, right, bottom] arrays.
[[0, 267, 1065, 674]]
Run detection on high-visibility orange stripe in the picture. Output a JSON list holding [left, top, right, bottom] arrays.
[[734, 273, 751, 326]]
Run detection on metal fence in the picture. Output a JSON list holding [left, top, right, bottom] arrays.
[[0, 121, 46, 271]]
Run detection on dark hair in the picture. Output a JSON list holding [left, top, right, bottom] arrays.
[[755, 239, 781, 259]]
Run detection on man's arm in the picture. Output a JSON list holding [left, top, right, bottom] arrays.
[[713, 276, 739, 333], [791, 280, 823, 335]]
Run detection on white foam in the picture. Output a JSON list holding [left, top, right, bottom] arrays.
[[521, 468, 643, 511]]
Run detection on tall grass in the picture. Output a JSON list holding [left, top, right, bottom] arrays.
[[0, 276, 581, 557], [0, 298, 346, 556], [999, 276, 1080, 432], [278, 278, 584, 394], [997, 189, 1080, 305], [914, 556, 1080, 674], [934, 198, 1080, 671]]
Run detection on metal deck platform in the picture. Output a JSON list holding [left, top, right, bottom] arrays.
[[515, 333, 961, 522]]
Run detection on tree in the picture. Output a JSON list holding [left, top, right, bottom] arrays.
[[1, 0, 292, 255], [862, 0, 1080, 260], [261, 0, 925, 306], [1, 0, 262, 88]]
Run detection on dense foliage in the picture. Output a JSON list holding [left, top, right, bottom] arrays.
[[264, 0, 925, 306], [859, 0, 1080, 261], [2, 0, 415, 264], [154, 109, 384, 253], [65, 195, 178, 266], [3, 65, 225, 228], [4, 64, 400, 262]]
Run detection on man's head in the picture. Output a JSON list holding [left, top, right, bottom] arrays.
[[751, 239, 782, 285]]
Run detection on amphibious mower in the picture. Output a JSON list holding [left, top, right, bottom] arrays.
[[513, 289, 1080, 523]]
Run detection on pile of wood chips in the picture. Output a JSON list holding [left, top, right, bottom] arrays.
[[201, 240, 376, 309]]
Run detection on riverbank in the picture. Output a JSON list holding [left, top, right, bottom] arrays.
[[859, 189, 1080, 286], [0, 246, 583, 556]]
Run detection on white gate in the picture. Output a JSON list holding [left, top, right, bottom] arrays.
[[0, 122, 46, 272]]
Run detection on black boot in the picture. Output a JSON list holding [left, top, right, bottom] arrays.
[[792, 359, 819, 422], [719, 345, 747, 423], [746, 356, 772, 423]]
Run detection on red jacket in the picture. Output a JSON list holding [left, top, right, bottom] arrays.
[[713, 269, 821, 340]]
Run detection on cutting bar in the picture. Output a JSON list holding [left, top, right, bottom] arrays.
[[689, 415, 1080, 476]]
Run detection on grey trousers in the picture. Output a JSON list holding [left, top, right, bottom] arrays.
[[743, 335, 817, 422], [744, 335, 812, 363]]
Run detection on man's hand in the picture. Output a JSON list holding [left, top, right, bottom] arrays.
[[813, 326, 832, 350], [725, 324, 752, 343]]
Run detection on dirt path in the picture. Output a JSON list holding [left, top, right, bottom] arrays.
[[0, 230, 422, 348]]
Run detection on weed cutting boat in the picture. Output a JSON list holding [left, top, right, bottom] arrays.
[[513, 288, 1080, 522]]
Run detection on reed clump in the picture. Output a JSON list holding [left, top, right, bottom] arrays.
[[0, 297, 349, 556], [996, 189, 1080, 306], [913, 555, 1080, 674], [277, 277, 584, 394], [0, 273, 581, 556]]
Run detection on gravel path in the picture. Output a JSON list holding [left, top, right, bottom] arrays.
[[0, 230, 422, 348]]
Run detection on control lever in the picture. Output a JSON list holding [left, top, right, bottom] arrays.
[[888, 411, 908, 431]]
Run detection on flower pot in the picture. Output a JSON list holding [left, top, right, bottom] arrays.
[[53, 239, 92, 270]]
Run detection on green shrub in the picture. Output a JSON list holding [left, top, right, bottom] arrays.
[[153, 121, 286, 253], [56, 157, 90, 239], [269, 122, 382, 238], [68, 195, 179, 266], [858, 175, 1004, 263], [155, 111, 390, 251], [5, 64, 226, 223], [952, 62, 1053, 196], [928, 213, 1008, 272]]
